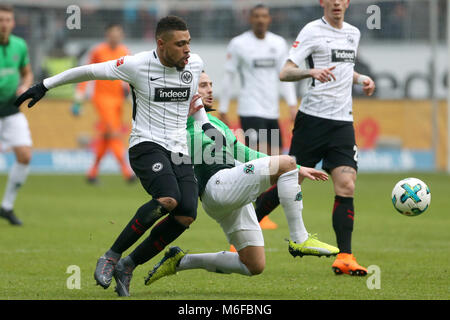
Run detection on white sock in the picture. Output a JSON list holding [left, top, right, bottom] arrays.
[[177, 251, 252, 276], [1, 162, 30, 211], [277, 169, 308, 243]]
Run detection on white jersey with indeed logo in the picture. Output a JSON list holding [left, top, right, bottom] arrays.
[[45, 50, 204, 155], [124, 51, 203, 154], [221, 31, 297, 119], [288, 17, 360, 122]]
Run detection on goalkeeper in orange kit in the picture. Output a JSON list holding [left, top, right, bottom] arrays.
[[72, 23, 135, 183]]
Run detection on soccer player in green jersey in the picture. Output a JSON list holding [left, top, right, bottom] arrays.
[[0, 5, 34, 226], [144, 71, 339, 285]]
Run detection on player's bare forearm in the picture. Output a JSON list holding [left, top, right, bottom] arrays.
[[353, 71, 360, 84], [17, 64, 34, 95], [279, 60, 311, 82]]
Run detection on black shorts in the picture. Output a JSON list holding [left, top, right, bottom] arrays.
[[129, 141, 198, 217], [240, 116, 282, 150], [289, 111, 358, 173]]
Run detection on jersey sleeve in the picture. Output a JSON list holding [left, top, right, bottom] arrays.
[[233, 140, 268, 163], [224, 38, 240, 74], [278, 39, 298, 106], [288, 25, 317, 67], [19, 39, 30, 68], [76, 47, 98, 94], [44, 55, 139, 89], [93, 55, 139, 85]]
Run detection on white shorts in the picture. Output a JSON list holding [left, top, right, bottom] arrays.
[[201, 157, 272, 250], [0, 113, 32, 151]]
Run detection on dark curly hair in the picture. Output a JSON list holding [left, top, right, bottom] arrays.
[[155, 16, 188, 40]]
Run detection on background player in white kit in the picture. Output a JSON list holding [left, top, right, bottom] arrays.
[[219, 4, 297, 230], [15, 16, 222, 297], [256, 0, 375, 276]]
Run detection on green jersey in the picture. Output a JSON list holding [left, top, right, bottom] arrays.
[[0, 34, 30, 117], [187, 113, 267, 195]]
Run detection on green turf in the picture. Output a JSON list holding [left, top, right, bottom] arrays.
[[0, 173, 448, 300]]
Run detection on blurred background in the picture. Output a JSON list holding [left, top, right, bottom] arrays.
[[1, 0, 449, 173]]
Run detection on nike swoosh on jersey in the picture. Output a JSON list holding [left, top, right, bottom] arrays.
[[150, 77, 162, 81]]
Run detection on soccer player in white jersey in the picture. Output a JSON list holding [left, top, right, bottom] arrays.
[[219, 4, 298, 151], [16, 16, 221, 296], [144, 71, 338, 286], [256, 0, 375, 276], [219, 4, 297, 230]]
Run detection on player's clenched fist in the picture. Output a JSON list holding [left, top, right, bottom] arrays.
[[14, 81, 48, 108]]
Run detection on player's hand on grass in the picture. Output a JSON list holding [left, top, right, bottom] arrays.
[[310, 66, 336, 83], [188, 94, 204, 117], [298, 166, 328, 182], [15, 81, 48, 108]]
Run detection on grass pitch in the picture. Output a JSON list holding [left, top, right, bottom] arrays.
[[0, 173, 448, 300]]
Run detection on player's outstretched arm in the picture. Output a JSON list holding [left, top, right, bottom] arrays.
[[298, 166, 328, 182], [280, 60, 336, 83], [16, 57, 137, 108]]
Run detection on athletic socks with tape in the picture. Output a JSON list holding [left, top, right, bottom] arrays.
[[277, 169, 308, 244], [177, 251, 252, 276]]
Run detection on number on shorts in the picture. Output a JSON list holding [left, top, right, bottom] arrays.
[[353, 145, 358, 162]]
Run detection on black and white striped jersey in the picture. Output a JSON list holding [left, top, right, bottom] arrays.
[[44, 50, 204, 155], [288, 17, 360, 122]]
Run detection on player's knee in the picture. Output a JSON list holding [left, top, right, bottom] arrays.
[[172, 201, 198, 227], [238, 247, 265, 275], [136, 199, 167, 227], [173, 215, 195, 227], [277, 155, 297, 174], [245, 260, 265, 276], [336, 179, 355, 197], [169, 189, 198, 225], [15, 148, 32, 165], [157, 197, 179, 211]]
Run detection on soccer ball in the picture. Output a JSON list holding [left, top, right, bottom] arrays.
[[391, 177, 431, 216]]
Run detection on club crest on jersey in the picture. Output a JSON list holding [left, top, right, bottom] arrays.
[[346, 35, 354, 44], [331, 49, 355, 63], [116, 57, 124, 67], [154, 87, 191, 102], [152, 162, 163, 172], [243, 164, 255, 174], [292, 41, 300, 48], [180, 70, 193, 84]]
